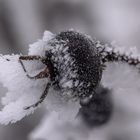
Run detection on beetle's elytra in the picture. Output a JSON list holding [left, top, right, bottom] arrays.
[[46, 30, 103, 99]]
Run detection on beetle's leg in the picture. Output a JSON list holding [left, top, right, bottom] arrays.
[[27, 68, 50, 79], [19, 55, 48, 79], [19, 55, 47, 64], [19, 59, 50, 79], [24, 67, 49, 80], [19, 55, 43, 61], [24, 82, 51, 110], [19, 59, 31, 78]]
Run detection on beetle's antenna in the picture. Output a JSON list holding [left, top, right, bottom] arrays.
[[96, 42, 140, 71]]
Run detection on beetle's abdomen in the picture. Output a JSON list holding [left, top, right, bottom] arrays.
[[47, 31, 102, 99]]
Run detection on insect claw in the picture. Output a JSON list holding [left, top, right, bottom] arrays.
[[26, 74, 35, 79], [24, 102, 41, 110], [23, 106, 31, 110]]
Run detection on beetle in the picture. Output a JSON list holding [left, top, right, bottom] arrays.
[[19, 30, 140, 110]]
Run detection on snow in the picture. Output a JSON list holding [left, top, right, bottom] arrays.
[[29, 31, 54, 56], [0, 31, 53, 124], [29, 111, 87, 140]]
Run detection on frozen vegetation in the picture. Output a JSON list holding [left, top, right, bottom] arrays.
[[0, 30, 140, 140]]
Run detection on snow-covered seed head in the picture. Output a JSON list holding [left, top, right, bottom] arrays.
[[46, 30, 103, 100]]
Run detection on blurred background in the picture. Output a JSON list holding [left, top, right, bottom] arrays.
[[0, 0, 140, 140]]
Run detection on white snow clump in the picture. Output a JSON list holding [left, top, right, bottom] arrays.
[[0, 31, 56, 124]]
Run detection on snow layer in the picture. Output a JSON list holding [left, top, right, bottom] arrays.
[[0, 31, 55, 124]]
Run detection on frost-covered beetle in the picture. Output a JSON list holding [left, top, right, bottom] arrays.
[[48, 31, 103, 99], [19, 30, 140, 109]]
